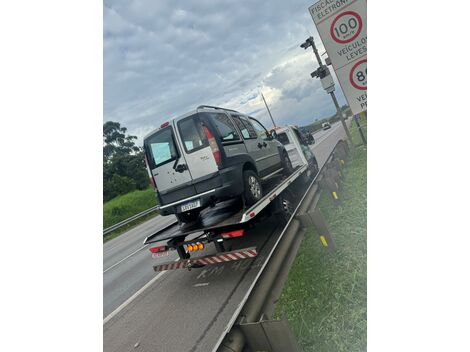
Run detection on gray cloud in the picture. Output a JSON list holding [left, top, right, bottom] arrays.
[[104, 0, 347, 142]]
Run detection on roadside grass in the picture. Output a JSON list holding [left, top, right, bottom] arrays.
[[273, 124, 366, 351], [352, 113, 367, 146], [103, 188, 158, 243]]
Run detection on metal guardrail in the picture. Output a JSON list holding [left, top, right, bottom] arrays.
[[103, 205, 159, 236], [217, 139, 350, 352]]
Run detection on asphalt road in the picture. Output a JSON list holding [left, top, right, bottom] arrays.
[[103, 119, 350, 352]]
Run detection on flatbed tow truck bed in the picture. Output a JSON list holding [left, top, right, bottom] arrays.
[[143, 164, 310, 271]]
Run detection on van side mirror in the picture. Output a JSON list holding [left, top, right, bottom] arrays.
[[268, 131, 277, 140]]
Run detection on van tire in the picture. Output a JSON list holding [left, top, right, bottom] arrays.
[[176, 211, 200, 224], [243, 170, 263, 206], [281, 152, 294, 176]]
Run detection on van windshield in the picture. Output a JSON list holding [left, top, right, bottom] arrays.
[[144, 127, 179, 169]]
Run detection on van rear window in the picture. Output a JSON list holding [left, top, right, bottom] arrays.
[[177, 115, 209, 153], [144, 127, 179, 168]]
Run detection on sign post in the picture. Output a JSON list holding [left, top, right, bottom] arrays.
[[301, 36, 353, 146], [309, 0, 367, 115]]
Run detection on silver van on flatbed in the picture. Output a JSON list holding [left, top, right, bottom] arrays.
[[144, 106, 293, 223]]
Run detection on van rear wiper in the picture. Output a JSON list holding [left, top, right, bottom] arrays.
[[172, 158, 180, 170]]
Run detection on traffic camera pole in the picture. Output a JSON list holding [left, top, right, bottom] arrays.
[[301, 37, 353, 146]]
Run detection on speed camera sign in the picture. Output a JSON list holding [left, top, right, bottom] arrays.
[[309, 0, 367, 114]]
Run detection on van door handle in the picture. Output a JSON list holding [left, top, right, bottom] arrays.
[[175, 164, 187, 173], [257, 142, 263, 148]]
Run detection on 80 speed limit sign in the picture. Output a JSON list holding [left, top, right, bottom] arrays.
[[350, 59, 367, 90], [309, 0, 367, 114]]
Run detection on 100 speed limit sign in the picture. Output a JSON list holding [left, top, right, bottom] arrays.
[[309, 0, 367, 114], [330, 11, 362, 44]]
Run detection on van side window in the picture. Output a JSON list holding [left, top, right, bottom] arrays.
[[232, 115, 254, 139], [241, 117, 258, 139], [249, 118, 269, 141], [178, 116, 209, 153], [209, 113, 240, 142]]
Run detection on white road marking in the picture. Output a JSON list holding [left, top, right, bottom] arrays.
[[103, 257, 179, 325], [194, 282, 210, 287], [103, 245, 147, 273], [313, 124, 341, 147]]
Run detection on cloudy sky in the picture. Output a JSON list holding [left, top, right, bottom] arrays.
[[104, 0, 347, 143]]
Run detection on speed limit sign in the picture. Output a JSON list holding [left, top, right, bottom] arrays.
[[309, 0, 367, 114], [330, 11, 362, 44], [349, 59, 367, 90]]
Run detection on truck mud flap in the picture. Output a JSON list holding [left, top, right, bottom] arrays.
[[153, 247, 257, 272]]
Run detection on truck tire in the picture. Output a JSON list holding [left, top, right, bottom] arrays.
[[176, 210, 200, 224], [281, 151, 294, 176], [243, 170, 263, 206]]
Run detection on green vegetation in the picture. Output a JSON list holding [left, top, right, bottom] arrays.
[[103, 188, 158, 242], [103, 121, 149, 202], [353, 112, 367, 145], [274, 124, 366, 351]]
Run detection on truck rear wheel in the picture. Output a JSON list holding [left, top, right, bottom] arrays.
[[243, 170, 263, 206]]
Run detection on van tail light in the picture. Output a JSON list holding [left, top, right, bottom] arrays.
[[203, 126, 221, 167], [144, 155, 157, 190], [221, 229, 244, 239]]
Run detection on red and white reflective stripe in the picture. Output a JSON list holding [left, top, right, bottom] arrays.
[[153, 248, 257, 272], [195, 248, 257, 266], [154, 260, 189, 272]]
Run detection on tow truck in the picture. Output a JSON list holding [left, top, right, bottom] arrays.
[[144, 127, 318, 272]]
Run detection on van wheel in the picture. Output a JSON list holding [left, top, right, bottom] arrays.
[[176, 211, 200, 224], [282, 152, 294, 175], [243, 170, 263, 206]]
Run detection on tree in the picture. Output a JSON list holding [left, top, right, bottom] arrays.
[[103, 121, 149, 202], [103, 121, 141, 162]]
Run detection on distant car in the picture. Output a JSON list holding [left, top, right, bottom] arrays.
[[322, 122, 331, 130]]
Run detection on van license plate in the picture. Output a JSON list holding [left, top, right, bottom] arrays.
[[180, 200, 201, 212]]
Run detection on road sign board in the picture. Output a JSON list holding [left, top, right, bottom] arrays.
[[309, 0, 367, 114]]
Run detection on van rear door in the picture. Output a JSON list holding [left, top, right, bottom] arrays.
[[174, 113, 219, 183], [144, 126, 192, 193]]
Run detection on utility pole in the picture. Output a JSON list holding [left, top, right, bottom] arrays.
[[260, 91, 276, 128], [301, 36, 353, 146]]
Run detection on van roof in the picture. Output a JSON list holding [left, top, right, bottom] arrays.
[[143, 106, 241, 140]]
